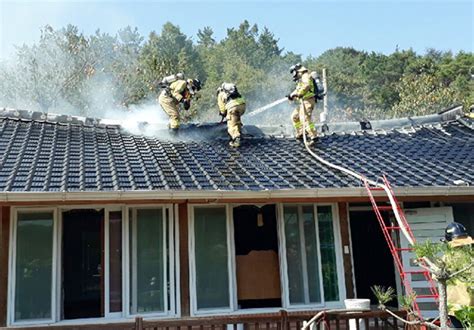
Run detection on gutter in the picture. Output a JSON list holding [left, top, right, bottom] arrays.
[[0, 186, 473, 203]]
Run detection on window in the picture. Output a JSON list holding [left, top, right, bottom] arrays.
[[317, 206, 339, 302], [9, 205, 177, 326], [283, 205, 322, 305], [13, 211, 55, 323], [127, 207, 176, 316], [282, 204, 340, 306], [189, 203, 343, 315], [191, 206, 232, 311]]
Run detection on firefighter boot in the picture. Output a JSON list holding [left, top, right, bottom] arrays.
[[229, 137, 241, 148], [306, 136, 317, 146]]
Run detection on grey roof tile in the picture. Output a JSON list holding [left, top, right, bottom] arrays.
[[0, 113, 473, 192]]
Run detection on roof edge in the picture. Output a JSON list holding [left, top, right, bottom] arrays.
[[0, 186, 473, 203]]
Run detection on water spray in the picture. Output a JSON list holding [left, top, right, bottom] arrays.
[[246, 97, 288, 117]]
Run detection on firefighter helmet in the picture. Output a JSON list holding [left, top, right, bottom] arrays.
[[290, 63, 302, 80], [445, 222, 468, 242], [187, 78, 201, 94]]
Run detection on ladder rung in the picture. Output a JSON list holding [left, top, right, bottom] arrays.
[[405, 270, 429, 274], [377, 206, 394, 211], [415, 294, 439, 299], [386, 226, 401, 230], [396, 247, 413, 252], [369, 187, 385, 191]]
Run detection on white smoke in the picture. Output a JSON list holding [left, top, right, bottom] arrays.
[[104, 102, 170, 137]]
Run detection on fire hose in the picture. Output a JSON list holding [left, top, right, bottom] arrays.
[[299, 100, 414, 245]]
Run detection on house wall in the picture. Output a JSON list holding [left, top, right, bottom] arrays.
[[0, 206, 10, 327], [3, 196, 473, 327]]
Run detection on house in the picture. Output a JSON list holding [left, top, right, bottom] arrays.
[[0, 106, 472, 328]]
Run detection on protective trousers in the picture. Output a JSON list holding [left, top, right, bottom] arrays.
[[226, 103, 246, 140], [158, 93, 180, 129], [291, 97, 317, 138]]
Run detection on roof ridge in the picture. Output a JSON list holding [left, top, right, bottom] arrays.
[[0, 105, 467, 137]]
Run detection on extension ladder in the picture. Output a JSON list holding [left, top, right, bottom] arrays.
[[298, 102, 439, 320], [364, 175, 439, 319]]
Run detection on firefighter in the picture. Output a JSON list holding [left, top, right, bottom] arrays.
[[287, 63, 318, 145], [158, 77, 201, 131], [217, 82, 246, 147], [444, 222, 474, 328]]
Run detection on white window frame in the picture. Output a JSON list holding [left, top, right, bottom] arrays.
[[188, 203, 346, 316], [8, 204, 179, 327], [278, 204, 325, 308], [8, 207, 58, 326], [189, 204, 236, 315], [123, 204, 177, 318], [319, 203, 346, 307]]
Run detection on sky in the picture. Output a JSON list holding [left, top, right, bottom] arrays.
[[0, 0, 473, 60]]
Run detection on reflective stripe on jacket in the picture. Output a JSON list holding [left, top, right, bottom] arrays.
[[293, 72, 315, 100], [218, 91, 246, 113]]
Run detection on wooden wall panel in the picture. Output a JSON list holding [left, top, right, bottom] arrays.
[[178, 203, 190, 316], [338, 202, 355, 299]]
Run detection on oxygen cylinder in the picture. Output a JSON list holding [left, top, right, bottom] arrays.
[[161, 72, 185, 85]]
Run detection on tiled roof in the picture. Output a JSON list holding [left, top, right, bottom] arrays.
[[0, 109, 473, 192]]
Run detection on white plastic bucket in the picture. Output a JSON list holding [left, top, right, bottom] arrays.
[[344, 299, 371, 330]]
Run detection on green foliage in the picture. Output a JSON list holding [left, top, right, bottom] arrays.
[[0, 22, 472, 121], [399, 292, 417, 312], [454, 305, 474, 329], [413, 240, 474, 283], [371, 285, 395, 306]]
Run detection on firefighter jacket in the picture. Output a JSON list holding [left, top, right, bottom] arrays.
[[217, 91, 246, 115], [291, 72, 316, 100], [164, 79, 188, 103]]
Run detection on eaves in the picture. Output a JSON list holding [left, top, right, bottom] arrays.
[[0, 186, 473, 203]]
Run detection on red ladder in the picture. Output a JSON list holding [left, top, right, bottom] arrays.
[[363, 175, 439, 320]]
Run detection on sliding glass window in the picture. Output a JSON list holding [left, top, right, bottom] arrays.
[[317, 206, 339, 301], [283, 205, 322, 305], [129, 208, 166, 314], [193, 206, 231, 311], [14, 211, 54, 322]]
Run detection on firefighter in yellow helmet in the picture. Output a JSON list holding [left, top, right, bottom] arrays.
[[158, 76, 201, 131], [287, 63, 317, 145], [217, 83, 246, 148]]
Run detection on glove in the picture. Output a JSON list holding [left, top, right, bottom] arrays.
[[183, 99, 191, 110], [286, 94, 296, 101]]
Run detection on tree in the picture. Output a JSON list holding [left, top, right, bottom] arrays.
[[372, 241, 474, 329], [139, 22, 202, 98], [392, 73, 458, 117], [0, 22, 472, 121]]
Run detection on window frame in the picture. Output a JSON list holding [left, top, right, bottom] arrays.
[[123, 204, 177, 318], [8, 207, 58, 326], [278, 204, 325, 308], [8, 204, 179, 327], [188, 202, 346, 316], [188, 204, 237, 316]]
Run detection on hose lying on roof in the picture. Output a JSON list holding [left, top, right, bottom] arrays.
[[299, 101, 414, 245]]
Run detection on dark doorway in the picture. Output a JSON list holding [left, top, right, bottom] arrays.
[[63, 209, 104, 319], [233, 205, 281, 309], [349, 210, 398, 306]]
